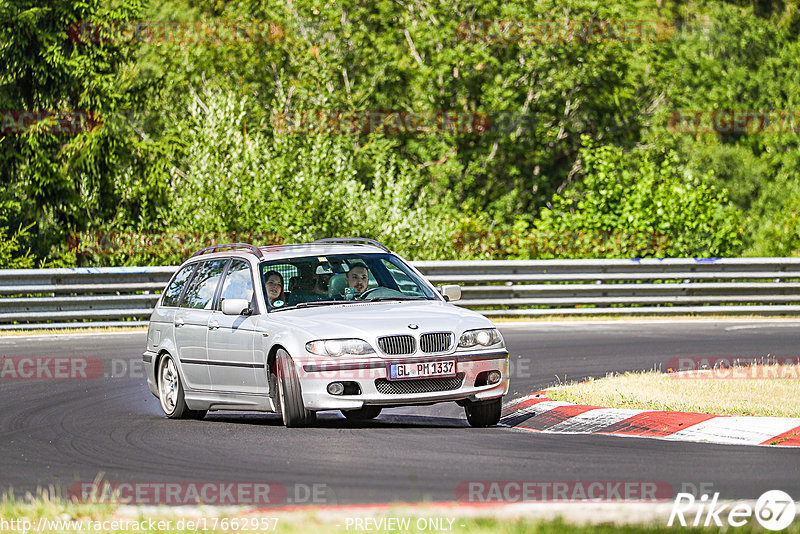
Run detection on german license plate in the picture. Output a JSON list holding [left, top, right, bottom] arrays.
[[389, 360, 456, 380]]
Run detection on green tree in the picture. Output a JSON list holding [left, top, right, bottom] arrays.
[[530, 138, 743, 258], [0, 0, 154, 260]]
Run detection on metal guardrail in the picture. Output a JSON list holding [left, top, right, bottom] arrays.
[[1, 259, 800, 329]]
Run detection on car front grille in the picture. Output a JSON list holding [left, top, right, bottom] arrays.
[[375, 373, 465, 395], [378, 335, 415, 355], [420, 332, 453, 353]]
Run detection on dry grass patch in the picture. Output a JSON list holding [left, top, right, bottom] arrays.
[[0, 326, 147, 337], [547, 365, 800, 417]]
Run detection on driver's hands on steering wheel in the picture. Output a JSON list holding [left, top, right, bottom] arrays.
[[355, 287, 382, 300]]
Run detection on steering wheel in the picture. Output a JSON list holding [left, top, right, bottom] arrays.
[[355, 287, 382, 300], [356, 287, 404, 300]]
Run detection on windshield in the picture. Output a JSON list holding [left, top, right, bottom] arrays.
[[259, 253, 439, 311]]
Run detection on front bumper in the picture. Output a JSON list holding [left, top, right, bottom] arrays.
[[296, 349, 509, 411]]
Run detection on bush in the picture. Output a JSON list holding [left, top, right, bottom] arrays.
[[530, 138, 743, 258], [104, 90, 461, 263]]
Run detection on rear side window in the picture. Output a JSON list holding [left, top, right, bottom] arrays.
[[161, 264, 196, 307], [181, 259, 228, 309]]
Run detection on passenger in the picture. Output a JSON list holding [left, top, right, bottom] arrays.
[[264, 270, 286, 306], [313, 271, 333, 296], [345, 264, 369, 295]]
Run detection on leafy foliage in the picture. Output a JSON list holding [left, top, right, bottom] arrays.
[[532, 138, 742, 258], [1, 0, 797, 266]]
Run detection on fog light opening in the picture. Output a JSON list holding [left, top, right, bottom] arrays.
[[327, 382, 345, 395], [487, 371, 502, 385]]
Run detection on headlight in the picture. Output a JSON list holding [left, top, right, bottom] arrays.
[[305, 338, 375, 357], [458, 328, 503, 349]]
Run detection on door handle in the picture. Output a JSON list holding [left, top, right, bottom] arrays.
[[208, 320, 220, 330], [174, 318, 185, 327]]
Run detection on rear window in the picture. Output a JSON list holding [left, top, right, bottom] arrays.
[[161, 264, 196, 308]]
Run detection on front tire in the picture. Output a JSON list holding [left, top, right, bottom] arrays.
[[342, 406, 382, 421], [276, 349, 313, 427], [158, 355, 198, 419], [465, 398, 502, 427]]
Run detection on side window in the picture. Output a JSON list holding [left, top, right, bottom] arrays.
[[219, 260, 254, 308], [181, 259, 227, 310], [161, 264, 196, 307]]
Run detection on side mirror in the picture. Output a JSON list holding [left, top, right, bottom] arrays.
[[439, 284, 461, 302], [222, 298, 252, 316]]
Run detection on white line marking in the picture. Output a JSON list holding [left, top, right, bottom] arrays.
[[663, 417, 800, 445], [725, 323, 800, 331], [543, 408, 645, 433]]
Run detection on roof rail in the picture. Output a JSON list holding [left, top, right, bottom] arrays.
[[190, 243, 264, 259], [311, 237, 391, 253]]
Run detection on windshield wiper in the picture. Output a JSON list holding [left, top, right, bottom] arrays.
[[292, 300, 345, 308], [367, 296, 428, 302], [271, 300, 344, 311]]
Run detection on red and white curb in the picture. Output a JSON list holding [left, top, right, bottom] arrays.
[[501, 393, 800, 447]]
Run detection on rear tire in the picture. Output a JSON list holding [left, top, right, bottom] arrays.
[[276, 349, 312, 427], [465, 398, 501, 427], [158, 355, 198, 419], [342, 406, 382, 421]]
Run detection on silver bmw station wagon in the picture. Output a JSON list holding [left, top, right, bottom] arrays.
[[143, 238, 509, 427]]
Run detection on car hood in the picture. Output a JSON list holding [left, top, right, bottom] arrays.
[[266, 300, 493, 341]]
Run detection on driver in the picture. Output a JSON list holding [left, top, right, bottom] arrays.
[[345, 264, 369, 295]]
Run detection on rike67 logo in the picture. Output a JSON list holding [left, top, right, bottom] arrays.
[[669, 490, 796, 531]]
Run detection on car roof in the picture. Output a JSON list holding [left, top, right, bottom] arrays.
[[185, 241, 392, 264]]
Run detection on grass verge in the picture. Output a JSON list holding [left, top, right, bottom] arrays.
[[546, 365, 800, 417], [2, 494, 799, 533]]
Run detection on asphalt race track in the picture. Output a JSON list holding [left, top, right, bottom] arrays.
[[1, 320, 798, 505]]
